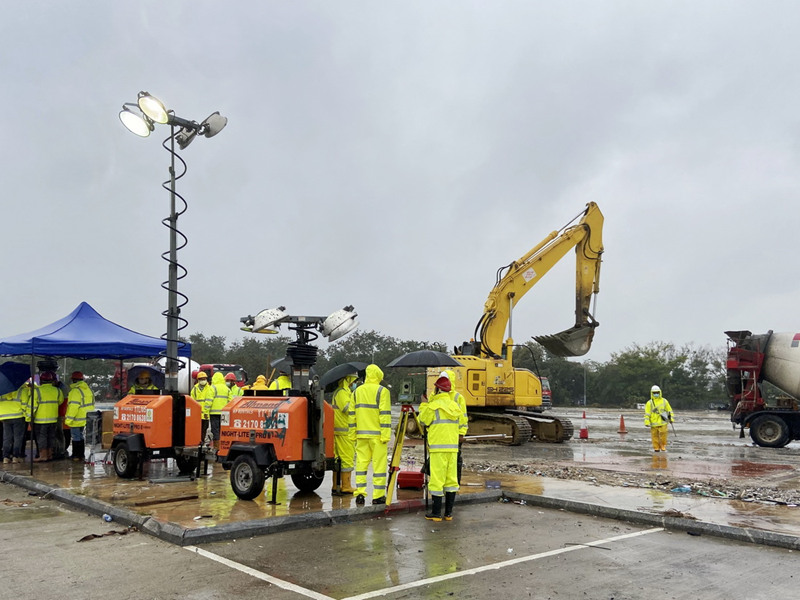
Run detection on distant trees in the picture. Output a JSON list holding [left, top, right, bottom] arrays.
[[168, 333, 730, 409]]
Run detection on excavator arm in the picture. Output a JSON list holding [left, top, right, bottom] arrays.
[[474, 202, 604, 358]]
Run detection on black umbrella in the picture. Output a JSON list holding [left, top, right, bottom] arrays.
[[0, 361, 31, 396], [320, 361, 369, 390], [386, 350, 463, 368]]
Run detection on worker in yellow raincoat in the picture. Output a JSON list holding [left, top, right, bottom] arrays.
[[644, 385, 674, 452], [191, 372, 214, 441], [418, 375, 466, 521], [353, 364, 391, 505], [331, 375, 357, 494]]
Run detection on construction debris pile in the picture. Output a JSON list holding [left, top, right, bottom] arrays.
[[466, 460, 800, 507]]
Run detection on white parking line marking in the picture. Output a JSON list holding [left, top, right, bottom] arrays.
[[343, 527, 665, 600], [184, 545, 335, 600], [187, 528, 663, 600]]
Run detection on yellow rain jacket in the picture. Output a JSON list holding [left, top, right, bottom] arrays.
[[243, 375, 269, 390], [0, 391, 23, 421], [65, 380, 95, 428], [191, 380, 214, 419], [644, 390, 674, 427], [354, 365, 392, 442], [443, 369, 468, 436], [268, 374, 292, 391], [209, 372, 232, 415], [418, 390, 466, 453], [31, 382, 64, 425], [333, 376, 357, 439]]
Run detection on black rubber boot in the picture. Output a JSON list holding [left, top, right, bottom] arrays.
[[355, 494, 366, 506], [444, 492, 456, 521], [425, 495, 443, 521], [372, 496, 386, 505], [72, 440, 85, 462]]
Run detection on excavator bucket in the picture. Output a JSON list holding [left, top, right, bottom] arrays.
[[533, 325, 596, 357]]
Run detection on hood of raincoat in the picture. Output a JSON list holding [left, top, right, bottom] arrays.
[[364, 364, 383, 385], [70, 380, 90, 393], [337, 375, 357, 389], [255, 375, 267, 385], [428, 390, 463, 419], [212, 372, 226, 385]]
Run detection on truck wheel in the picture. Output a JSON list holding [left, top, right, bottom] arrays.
[[230, 454, 265, 500], [113, 443, 140, 479], [175, 455, 199, 475], [291, 469, 325, 492], [749, 415, 789, 448]]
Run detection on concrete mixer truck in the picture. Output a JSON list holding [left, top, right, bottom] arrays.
[[726, 330, 800, 447]]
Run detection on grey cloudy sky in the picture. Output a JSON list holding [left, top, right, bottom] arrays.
[[2, 2, 799, 363]]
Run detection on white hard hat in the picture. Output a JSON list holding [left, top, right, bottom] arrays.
[[651, 385, 661, 393], [439, 371, 450, 380]]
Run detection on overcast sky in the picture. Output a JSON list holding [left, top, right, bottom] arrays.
[[2, 2, 799, 364]]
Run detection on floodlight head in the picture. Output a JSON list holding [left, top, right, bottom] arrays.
[[201, 112, 227, 138], [119, 104, 153, 137], [322, 306, 359, 342], [241, 306, 288, 334], [137, 92, 169, 124]]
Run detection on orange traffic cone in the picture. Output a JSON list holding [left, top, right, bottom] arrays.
[[618, 414, 628, 434], [579, 411, 589, 439]]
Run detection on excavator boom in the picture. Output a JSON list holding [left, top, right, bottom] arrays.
[[476, 202, 604, 359]]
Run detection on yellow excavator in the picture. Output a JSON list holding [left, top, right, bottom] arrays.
[[423, 202, 604, 445]]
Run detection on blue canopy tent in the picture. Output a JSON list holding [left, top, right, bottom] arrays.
[[0, 302, 191, 472], [0, 301, 191, 360]]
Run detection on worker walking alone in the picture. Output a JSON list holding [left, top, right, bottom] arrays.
[[418, 376, 466, 521], [64, 371, 94, 462], [644, 385, 674, 452], [353, 364, 392, 505], [331, 375, 357, 494]]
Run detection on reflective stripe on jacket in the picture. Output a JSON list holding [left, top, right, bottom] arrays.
[[644, 396, 674, 427], [209, 372, 232, 414], [354, 365, 392, 442], [32, 383, 64, 424], [65, 381, 95, 427], [191, 383, 215, 419], [418, 390, 465, 452], [333, 376, 357, 438], [0, 392, 23, 421]]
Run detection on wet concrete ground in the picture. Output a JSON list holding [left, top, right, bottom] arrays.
[[1, 407, 799, 541]]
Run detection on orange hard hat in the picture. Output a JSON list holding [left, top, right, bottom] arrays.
[[71, 371, 84, 380], [39, 371, 55, 383], [224, 373, 237, 381]]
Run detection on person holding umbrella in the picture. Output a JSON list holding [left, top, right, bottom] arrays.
[[418, 375, 466, 521], [353, 364, 392, 505], [331, 374, 357, 494]]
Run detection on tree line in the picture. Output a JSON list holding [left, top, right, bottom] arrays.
[[53, 331, 729, 409]]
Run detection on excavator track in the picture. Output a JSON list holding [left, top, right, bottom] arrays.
[[508, 410, 574, 443], [466, 413, 533, 446]]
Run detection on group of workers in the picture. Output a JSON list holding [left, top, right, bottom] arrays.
[[188, 368, 287, 446], [331, 364, 467, 522], [0, 371, 95, 464]]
